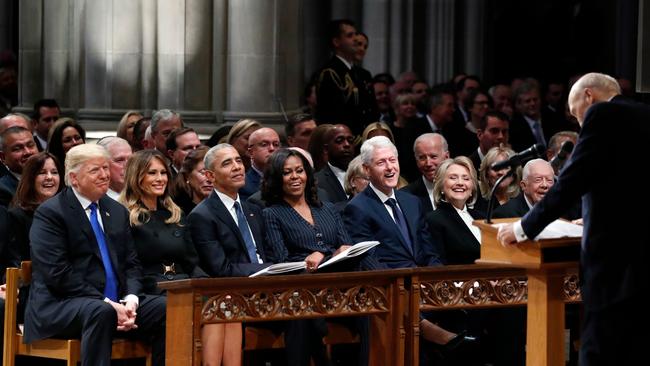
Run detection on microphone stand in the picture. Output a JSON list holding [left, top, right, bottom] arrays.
[[485, 168, 515, 224]]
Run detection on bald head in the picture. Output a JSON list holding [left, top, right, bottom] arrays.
[[248, 127, 280, 170], [568, 73, 621, 125], [0, 113, 32, 134]]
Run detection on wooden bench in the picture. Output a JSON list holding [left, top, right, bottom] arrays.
[[3, 261, 152, 366]]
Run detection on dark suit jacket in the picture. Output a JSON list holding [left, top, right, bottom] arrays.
[[315, 165, 348, 203], [493, 193, 529, 218], [6, 207, 33, 268], [0, 205, 8, 282], [0, 173, 18, 207], [0, 163, 9, 179], [521, 96, 650, 311], [314, 56, 378, 135], [343, 187, 442, 269], [24, 188, 143, 342], [188, 191, 269, 277], [509, 112, 572, 153], [239, 168, 262, 202], [468, 149, 482, 173], [400, 176, 434, 213], [426, 201, 485, 265]]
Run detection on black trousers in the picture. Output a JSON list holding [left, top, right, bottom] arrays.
[[54, 295, 166, 366]]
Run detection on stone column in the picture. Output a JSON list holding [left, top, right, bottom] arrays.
[[224, 0, 303, 123], [423, 0, 456, 85], [460, 0, 485, 77]]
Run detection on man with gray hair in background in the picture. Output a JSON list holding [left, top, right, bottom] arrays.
[[498, 72, 650, 366], [96, 136, 133, 200], [150, 109, 183, 156]]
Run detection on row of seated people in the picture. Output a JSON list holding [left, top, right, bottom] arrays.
[[0, 129, 576, 366]]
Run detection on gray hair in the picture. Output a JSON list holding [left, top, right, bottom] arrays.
[[204, 143, 236, 170], [96, 136, 131, 154], [0, 113, 32, 134], [0, 126, 31, 151], [413, 133, 448, 154], [344, 155, 365, 195], [359, 136, 397, 165], [522, 158, 552, 181], [65, 144, 111, 186], [150, 109, 182, 134]]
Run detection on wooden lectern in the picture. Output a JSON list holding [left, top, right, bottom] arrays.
[[474, 218, 581, 366]]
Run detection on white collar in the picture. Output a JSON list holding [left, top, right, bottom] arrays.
[[370, 182, 395, 203], [214, 188, 241, 210], [523, 193, 535, 210], [72, 187, 95, 210]]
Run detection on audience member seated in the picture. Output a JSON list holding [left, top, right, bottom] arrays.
[[343, 155, 369, 199], [131, 117, 151, 152], [0, 126, 38, 206], [165, 127, 201, 176], [361, 122, 409, 189], [46, 118, 85, 172], [96, 137, 133, 200], [307, 123, 333, 172], [546, 130, 579, 175], [24, 144, 166, 366], [315, 124, 356, 203], [343, 136, 475, 359], [116, 110, 143, 148], [425, 156, 484, 265], [239, 127, 280, 201], [0, 113, 33, 179], [226, 118, 262, 172], [120, 150, 234, 365], [391, 93, 419, 180], [0, 205, 7, 357], [468, 111, 510, 172], [475, 145, 521, 214], [150, 109, 183, 159], [170, 146, 212, 214], [31, 99, 60, 151], [188, 143, 270, 277], [7, 152, 63, 267], [493, 158, 555, 218], [488, 84, 513, 118], [262, 148, 380, 366], [454, 89, 492, 157], [285, 113, 316, 151], [374, 81, 394, 123], [401, 133, 449, 212]]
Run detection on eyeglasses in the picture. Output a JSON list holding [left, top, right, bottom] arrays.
[[253, 141, 280, 149]]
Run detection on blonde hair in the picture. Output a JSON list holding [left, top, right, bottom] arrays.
[[226, 118, 262, 144], [344, 155, 365, 195], [478, 145, 521, 199], [120, 149, 182, 226], [64, 144, 110, 186], [116, 110, 143, 140], [361, 122, 395, 143], [432, 156, 478, 206]]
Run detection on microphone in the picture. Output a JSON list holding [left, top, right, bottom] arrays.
[[491, 143, 545, 171], [549, 140, 574, 173]]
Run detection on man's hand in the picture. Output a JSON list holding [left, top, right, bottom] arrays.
[[305, 251, 325, 272], [107, 300, 138, 331], [497, 223, 518, 247], [333, 245, 351, 256]]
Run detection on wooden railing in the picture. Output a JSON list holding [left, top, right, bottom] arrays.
[[158, 264, 581, 366]]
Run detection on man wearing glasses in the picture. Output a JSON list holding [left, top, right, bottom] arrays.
[[239, 127, 280, 201]]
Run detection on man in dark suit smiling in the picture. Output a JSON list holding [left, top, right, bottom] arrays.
[[24, 144, 166, 366]]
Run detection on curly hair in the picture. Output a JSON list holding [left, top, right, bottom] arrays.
[[261, 148, 321, 207], [120, 149, 182, 226]]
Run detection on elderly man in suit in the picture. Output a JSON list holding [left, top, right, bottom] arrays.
[[189, 143, 270, 277], [343, 136, 475, 356], [493, 158, 554, 218], [400, 133, 449, 213], [498, 73, 650, 366], [24, 144, 166, 366]]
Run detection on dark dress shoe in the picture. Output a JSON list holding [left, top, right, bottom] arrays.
[[443, 330, 479, 354]]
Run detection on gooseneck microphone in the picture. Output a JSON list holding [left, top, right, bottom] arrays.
[[485, 143, 545, 223], [549, 140, 575, 174], [491, 143, 546, 171]]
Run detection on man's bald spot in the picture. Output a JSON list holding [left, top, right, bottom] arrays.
[[0, 113, 32, 134], [248, 127, 279, 146], [569, 72, 621, 102]]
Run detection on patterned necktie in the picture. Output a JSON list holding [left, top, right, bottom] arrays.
[[234, 201, 259, 264], [88, 203, 118, 301], [385, 198, 414, 254]]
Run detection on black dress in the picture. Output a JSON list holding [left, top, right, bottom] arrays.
[[130, 208, 207, 295]]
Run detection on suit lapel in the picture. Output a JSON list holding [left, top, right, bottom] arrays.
[[64, 189, 102, 260], [98, 197, 120, 269], [324, 166, 346, 201], [441, 202, 480, 247], [208, 192, 248, 252], [242, 203, 266, 262]]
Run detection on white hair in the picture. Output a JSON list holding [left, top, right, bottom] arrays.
[[522, 158, 552, 181], [359, 136, 398, 165], [65, 144, 110, 186], [96, 136, 131, 155], [204, 143, 236, 170], [413, 133, 448, 154], [150, 109, 182, 134], [570, 72, 621, 100]]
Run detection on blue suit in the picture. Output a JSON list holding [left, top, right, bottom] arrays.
[[343, 186, 442, 269], [239, 168, 262, 201]]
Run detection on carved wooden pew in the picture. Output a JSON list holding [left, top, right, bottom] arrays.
[[158, 269, 411, 366]]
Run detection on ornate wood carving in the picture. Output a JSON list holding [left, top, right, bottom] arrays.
[[201, 285, 389, 322]]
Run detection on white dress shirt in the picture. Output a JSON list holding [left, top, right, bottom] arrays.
[[453, 204, 481, 243], [214, 189, 263, 263]]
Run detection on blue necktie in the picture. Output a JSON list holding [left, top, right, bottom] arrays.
[[88, 203, 118, 301], [532, 121, 546, 147], [385, 198, 414, 255], [234, 201, 259, 264]]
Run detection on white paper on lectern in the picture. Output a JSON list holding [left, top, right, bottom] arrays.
[[249, 261, 306, 277], [534, 219, 583, 240]]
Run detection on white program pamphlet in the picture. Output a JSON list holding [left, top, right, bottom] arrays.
[[249, 261, 306, 277], [317, 240, 381, 269]]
